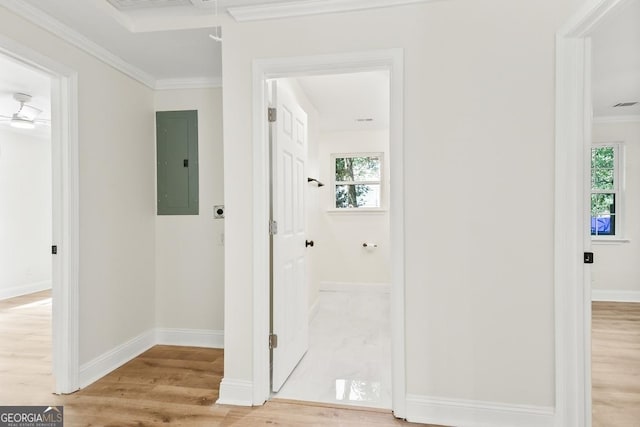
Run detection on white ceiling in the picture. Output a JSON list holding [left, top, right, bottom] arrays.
[[1, 0, 637, 123], [0, 54, 51, 138], [591, 0, 640, 119], [295, 71, 389, 132], [20, 0, 222, 83]]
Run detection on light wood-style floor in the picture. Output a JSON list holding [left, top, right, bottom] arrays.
[[5, 292, 638, 426], [0, 291, 436, 426], [592, 301, 640, 427]]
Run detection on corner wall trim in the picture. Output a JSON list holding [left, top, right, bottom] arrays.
[[78, 329, 156, 389], [0, 0, 156, 89], [405, 395, 555, 427], [155, 77, 222, 90], [216, 379, 254, 406], [228, 0, 442, 22], [156, 328, 224, 348], [592, 290, 640, 303], [593, 115, 640, 124], [319, 281, 391, 293], [0, 280, 52, 301]]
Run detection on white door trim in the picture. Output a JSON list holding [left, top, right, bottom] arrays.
[[251, 48, 406, 417], [555, 1, 633, 425], [0, 35, 80, 394]]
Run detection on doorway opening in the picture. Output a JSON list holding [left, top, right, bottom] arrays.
[[0, 37, 79, 394], [251, 49, 405, 417], [587, 1, 640, 425], [555, 0, 639, 425], [0, 53, 54, 398], [267, 71, 392, 409]]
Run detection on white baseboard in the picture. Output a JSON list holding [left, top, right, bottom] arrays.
[[79, 329, 156, 389], [592, 289, 640, 303], [216, 378, 254, 406], [0, 280, 52, 301], [156, 328, 224, 348], [78, 327, 225, 389], [405, 395, 555, 427], [319, 281, 391, 293]]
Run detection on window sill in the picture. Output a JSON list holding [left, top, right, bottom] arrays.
[[591, 238, 631, 245], [326, 208, 387, 215]]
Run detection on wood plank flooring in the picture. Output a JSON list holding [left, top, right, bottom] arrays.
[[5, 291, 638, 426], [0, 291, 435, 426], [592, 301, 640, 427]]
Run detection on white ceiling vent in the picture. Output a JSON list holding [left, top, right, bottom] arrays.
[[613, 102, 639, 107]]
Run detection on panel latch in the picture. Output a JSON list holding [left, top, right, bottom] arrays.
[[584, 252, 594, 264]]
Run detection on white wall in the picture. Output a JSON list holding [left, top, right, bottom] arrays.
[[154, 88, 225, 332], [315, 130, 390, 287], [221, 0, 581, 416], [0, 129, 52, 299], [591, 120, 640, 300], [0, 6, 156, 366]]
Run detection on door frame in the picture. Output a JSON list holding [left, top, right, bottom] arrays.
[[251, 48, 406, 417], [555, 0, 633, 425], [0, 35, 79, 394]]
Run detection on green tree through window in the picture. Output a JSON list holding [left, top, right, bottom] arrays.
[[334, 154, 381, 208], [591, 144, 622, 237]]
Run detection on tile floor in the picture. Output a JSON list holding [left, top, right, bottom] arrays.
[[273, 289, 392, 409]]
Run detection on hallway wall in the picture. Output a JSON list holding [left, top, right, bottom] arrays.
[[220, 0, 582, 418], [0, 5, 157, 367], [591, 119, 640, 301], [154, 87, 225, 336], [315, 129, 391, 288], [0, 129, 52, 299]]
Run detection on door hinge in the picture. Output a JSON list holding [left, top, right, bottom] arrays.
[[269, 333, 278, 349], [268, 107, 277, 123], [269, 220, 278, 235], [584, 252, 594, 264], [52, 245, 57, 255]]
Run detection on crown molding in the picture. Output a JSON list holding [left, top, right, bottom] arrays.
[[1, 0, 157, 89], [155, 76, 222, 90], [593, 115, 640, 124], [227, 0, 440, 22]]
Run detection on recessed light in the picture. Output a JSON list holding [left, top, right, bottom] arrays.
[[613, 102, 638, 107]]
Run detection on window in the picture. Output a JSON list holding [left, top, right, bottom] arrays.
[[590, 143, 623, 237], [332, 153, 382, 209]]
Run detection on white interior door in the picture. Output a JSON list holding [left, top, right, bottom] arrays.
[[271, 81, 309, 392]]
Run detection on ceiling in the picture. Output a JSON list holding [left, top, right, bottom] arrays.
[[591, 0, 640, 119], [8, 0, 432, 88], [295, 71, 389, 132], [0, 0, 637, 125]]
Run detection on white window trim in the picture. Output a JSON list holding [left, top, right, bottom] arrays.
[[591, 141, 625, 241], [330, 152, 384, 211]]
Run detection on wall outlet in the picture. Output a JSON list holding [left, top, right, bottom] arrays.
[[214, 205, 224, 219]]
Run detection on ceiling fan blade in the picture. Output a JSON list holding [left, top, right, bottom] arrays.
[[0, 114, 12, 119], [21, 104, 42, 118]]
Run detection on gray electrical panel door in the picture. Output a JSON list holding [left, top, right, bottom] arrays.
[[156, 110, 199, 215]]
